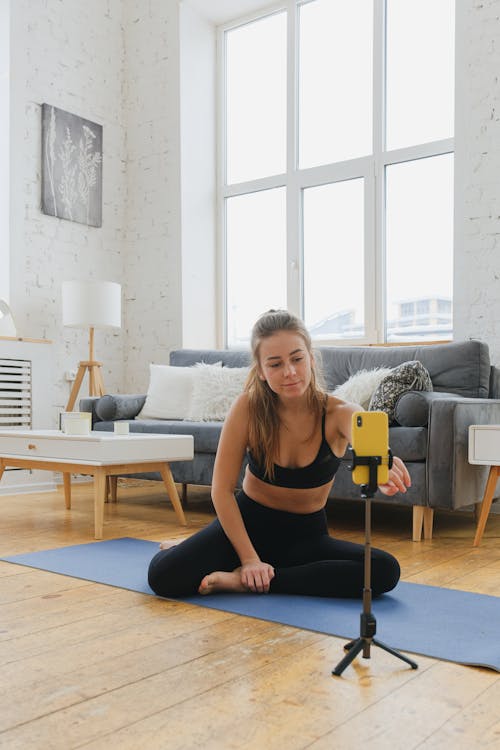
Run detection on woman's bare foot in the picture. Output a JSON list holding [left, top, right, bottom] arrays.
[[198, 569, 247, 595], [159, 539, 178, 551]]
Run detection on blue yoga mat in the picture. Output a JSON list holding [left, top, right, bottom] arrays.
[[2, 537, 499, 672]]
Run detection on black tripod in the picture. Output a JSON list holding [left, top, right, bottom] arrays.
[[332, 452, 418, 676]]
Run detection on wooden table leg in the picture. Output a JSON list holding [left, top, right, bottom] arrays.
[[0, 459, 4, 483], [159, 464, 187, 526], [63, 473, 72, 509], [473, 466, 500, 547], [109, 476, 118, 503], [93, 468, 107, 539]]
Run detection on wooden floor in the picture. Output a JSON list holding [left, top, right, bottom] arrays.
[[1, 481, 500, 749]]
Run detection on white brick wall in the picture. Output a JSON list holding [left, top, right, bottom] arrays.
[[455, 0, 500, 367], [122, 0, 183, 393], [9, 0, 183, 417], [10, 0, 128, 419]]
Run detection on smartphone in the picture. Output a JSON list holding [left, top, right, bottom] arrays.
[[351, 411, 390, 485]]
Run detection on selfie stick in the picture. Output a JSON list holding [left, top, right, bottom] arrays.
[[332, 449, 418, 676]]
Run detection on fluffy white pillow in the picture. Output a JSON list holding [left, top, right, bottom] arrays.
[[186, 363, 249, 422], [331, 368, 392, 410], [137, 364, 198, 420]]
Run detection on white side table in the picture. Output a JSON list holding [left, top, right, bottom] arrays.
[[468, 425, 500, 546]]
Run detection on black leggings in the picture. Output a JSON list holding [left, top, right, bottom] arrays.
[[148, 491, 400, 599]]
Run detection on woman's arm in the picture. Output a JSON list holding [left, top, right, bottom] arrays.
[[211, 393, 275, 592]]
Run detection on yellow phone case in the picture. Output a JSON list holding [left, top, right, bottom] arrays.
[[351, 411, 390, 485]]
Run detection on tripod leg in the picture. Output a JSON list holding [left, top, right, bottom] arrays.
[[372, 638, 418, 669], [332, 637, 366, 677]]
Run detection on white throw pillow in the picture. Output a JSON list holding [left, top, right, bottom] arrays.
[[186, 363, 249, 422], [331, 368, 392, 410], [137, 364, 198, 420]]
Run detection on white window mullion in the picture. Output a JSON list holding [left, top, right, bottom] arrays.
[[216, 26, 227, 347], [365, 163, 378, 342], [373, 0, 386, 342], [383, 138, 454, 167], [223, 174, 286, 198], [299, 156, 373, 189], [287, 0, 301, 316]]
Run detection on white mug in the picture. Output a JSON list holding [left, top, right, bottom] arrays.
[[114, 421, 130, 435]]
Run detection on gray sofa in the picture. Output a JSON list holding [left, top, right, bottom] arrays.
[[80, 340, 500, 541]]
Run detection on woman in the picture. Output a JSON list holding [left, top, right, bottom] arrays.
[[148, 310, 410, 599]]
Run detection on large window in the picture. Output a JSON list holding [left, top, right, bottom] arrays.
[[220, 0, 455, 346]]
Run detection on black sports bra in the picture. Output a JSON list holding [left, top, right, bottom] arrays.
[[246, 411, 341, 489]]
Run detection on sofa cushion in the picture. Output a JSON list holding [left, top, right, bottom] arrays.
[[186, 363, 249, 421], [388, 426, 428, 461], [331, 367, 392, 409], [137, 364, 199, 420], [171, 349, 251, 369], [368, 361, 433, 422], [95, 394, 146, 421], [318, 340, 490, 398]]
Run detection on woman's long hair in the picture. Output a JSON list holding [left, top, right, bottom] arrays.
[[245, 309, 326, 480]]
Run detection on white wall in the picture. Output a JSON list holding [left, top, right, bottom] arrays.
[[454, 0, 500, 367], [0, 0, 9, 302], [180, 3, 218, 349], [9, 0, 127, 420], [121, 0, 184, 392]]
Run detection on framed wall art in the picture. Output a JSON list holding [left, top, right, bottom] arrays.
[[41, 104, 103, 227]]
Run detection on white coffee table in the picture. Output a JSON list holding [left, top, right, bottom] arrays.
[[0, 430, 194, 539], [468, 424, 500, 546]]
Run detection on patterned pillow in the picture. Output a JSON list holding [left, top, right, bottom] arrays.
[[331, 367, 392, 409], [368, 360, 433, 423]]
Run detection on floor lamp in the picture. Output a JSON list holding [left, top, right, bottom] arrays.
[[62, 280, 121, 411]]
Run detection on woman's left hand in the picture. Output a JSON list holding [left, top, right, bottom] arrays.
[[378, 455, 411, 496]]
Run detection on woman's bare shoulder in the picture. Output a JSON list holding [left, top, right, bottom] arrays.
[[325, 393, 361, 415], [221, 391, 250, 432], [324, 393, 361, 443], [228, 390, 250, 416]]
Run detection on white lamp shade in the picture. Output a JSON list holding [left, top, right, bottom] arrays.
[[62, 281, 121, 329]]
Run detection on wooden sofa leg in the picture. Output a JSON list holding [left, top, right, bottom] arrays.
[[412, 506, 434, 541], [423, 507, 434, 540], [413, 506, 424, 541]]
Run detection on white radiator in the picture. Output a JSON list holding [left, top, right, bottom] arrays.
[[0, 338, 54, 494], [0, 358, 32, 428]]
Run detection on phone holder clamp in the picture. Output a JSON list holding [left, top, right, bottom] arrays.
[[346, 448, 393, 497]]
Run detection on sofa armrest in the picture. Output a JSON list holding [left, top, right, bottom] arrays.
[[427, 396, 500, 509], [394, 390, 462, 427], [490, 366, 500, 399]]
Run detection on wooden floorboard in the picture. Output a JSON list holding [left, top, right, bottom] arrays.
[[0, 481, 499, 749]]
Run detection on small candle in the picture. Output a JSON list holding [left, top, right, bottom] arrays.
[[114, 421, 130, 435]]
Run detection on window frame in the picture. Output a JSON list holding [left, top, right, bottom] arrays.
[[217, 0, 454, 347]]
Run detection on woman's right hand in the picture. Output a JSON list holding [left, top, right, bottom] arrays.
[[240, 559, 275, 593]]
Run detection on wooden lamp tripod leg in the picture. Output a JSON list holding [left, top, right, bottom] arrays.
[[64, 328, 107, 411], [66, 364, 88, 412]]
